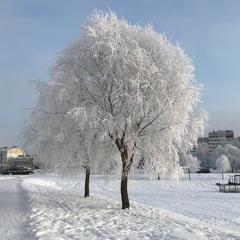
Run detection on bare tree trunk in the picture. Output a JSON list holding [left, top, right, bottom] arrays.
[[84, 167, 90, 198], [222, 172, 224, 180], [188, 168, 191, 180], [112, 135, 135, 210], [120, 146, 132, 209], [121, 172, 130, 209]]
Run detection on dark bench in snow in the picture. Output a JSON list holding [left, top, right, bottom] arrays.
[[217, 175, 240, 193]]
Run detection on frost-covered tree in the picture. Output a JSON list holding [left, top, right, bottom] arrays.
[[209, 146, 225, 169], [23, 10, 208, 209], [180, 153, 200, 173], [22, 81, 102, 198], [192, 142, 209, 168], [216, 154, 230, 180], [225, 144, 240, 173], [210, 144, 240, 172]]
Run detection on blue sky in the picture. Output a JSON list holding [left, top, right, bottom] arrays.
[[1, 0, 240, 149]]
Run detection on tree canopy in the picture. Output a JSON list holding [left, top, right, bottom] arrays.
[[22, 10, 208, 209]]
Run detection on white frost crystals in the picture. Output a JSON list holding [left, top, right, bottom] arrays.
[[22, 10, 208, 208]]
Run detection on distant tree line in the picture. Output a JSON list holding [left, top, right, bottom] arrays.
[[180, 141, 240, 174]]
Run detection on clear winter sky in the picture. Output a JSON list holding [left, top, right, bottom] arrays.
[[1, 0, 240, 150]]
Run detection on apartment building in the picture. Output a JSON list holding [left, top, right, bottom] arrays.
[[208, 130, 234, 154]]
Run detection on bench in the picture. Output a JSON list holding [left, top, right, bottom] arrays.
[[217, 175, 240, 193]]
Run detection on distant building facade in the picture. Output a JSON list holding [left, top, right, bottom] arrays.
[[0, 147, 8, 166], [9, 156, 34, 168], [208, 130, 234, 154], [6, 146, 34, 168], [7, 146, 25, 159]]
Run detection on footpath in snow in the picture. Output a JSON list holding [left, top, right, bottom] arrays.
[[0, 176, 29, 240]]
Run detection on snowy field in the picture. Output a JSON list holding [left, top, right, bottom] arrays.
[[1, 172, 240, 239]]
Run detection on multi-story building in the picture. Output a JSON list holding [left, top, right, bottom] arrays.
[[208, 130, 234, 154], [1, 146, 25, 170], [1, 146, 34, 169], [0, 147, 8, 167]]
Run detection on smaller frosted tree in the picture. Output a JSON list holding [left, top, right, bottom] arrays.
[[193, 142, 209, 168], [21, 80, 102, 198], [225, 144, 240, 173], [216, 154, 230, 180], [209, 146, 225, 169], [180, 153, 200, 180], [211, 144, 240, 172]]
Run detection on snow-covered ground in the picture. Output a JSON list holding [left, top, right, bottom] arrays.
[[1, 172, 240, 239]]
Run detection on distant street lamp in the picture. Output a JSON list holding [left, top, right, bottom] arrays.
[[0, 146, 8, 170]]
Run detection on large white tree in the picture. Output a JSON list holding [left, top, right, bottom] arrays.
[[23, 11, 208, 209]]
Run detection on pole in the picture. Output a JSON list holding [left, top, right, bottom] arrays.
[[0, 148, 2, 171]]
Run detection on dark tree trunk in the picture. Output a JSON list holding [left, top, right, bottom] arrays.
[[84, 168, 90, 198], [120, 144, 132, 210], [121, 173, 130, 209], [111, 134, 135, 210]]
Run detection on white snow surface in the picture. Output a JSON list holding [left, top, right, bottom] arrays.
[[1, 172, 240, 239]]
